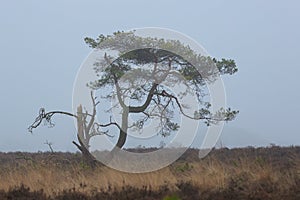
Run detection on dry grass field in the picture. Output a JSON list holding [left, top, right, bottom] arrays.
[[0, 146, 299, 199]]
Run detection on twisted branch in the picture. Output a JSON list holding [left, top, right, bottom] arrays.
[[28, 108, 77, 133]]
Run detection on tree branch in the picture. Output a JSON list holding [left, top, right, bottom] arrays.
[[28, 108, 78, 133], [85, 91, 99, 137], [129, 83, 158, 113], [154, 90, 238, 124], [93, 117, 121, 130], [72, 141, 83, 152], [104, 53, 127, 109], [154, 90, 211, 120], [44, 140, 54, 153]]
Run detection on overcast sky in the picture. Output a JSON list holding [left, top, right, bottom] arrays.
[[0, 0, 299, 152]]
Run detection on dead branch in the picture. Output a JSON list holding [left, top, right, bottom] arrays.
[[28, 108, 78, 133], [44, 140, 54, 153]]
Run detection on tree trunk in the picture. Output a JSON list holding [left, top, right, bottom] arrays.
[[115, 108, 129, 149], [72, 140, 97, 167], [75, 105, 97, 167]]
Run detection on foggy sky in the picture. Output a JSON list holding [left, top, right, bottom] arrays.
[[0, 0, 299, 152]]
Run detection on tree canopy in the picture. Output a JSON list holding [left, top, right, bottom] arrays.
[[83, 31, 239, 149]]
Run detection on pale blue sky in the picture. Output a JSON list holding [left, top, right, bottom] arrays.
[[0, 0, 299, 152]]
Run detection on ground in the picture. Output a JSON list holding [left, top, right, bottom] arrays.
[[0, 146, 299, 200]]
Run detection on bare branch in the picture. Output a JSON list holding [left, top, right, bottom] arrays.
[[90, 127, 114, 138], [91, 116, 121, 138], [128, 112, 151, 130], [94, 120, 121, 130], [85, 91, 98, 135], [44, 140, 54, 153], [153, 90, 199, 120], [28, 108, 78, 133], [72, 141, 83, 152]]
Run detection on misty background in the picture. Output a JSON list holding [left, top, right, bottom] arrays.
[[0, 0, 299, 152]]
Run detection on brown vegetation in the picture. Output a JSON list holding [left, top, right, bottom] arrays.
[[0, 146, 299, 199]]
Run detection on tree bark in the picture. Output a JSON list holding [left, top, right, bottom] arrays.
[[72, 140, 97, 167], [75, 105, 97, 167], [115, 108, 129, 149]]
